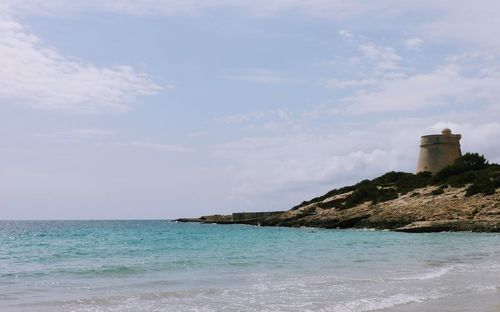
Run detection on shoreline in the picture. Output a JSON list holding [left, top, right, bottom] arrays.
[[382, 288, 500, 312]]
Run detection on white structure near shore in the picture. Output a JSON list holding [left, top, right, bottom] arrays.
[[417, 128, 462, 173]]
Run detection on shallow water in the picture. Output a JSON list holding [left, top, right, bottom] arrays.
[[0, 220, 499, 311]]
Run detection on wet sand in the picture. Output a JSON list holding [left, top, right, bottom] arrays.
[[384, 289, 500, 312]]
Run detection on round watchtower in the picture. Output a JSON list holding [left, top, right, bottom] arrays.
[[416, 128, 462, 174]]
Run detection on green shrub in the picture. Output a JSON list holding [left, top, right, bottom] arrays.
[[372, 171, 412, 185], [460, 153, 490, 170], [374, 189, 399, 203], [292, 185, 355, 210], [465, 176, 496, 196], [431, 185, 446, 195], [495, 176, 500, 188], [444, 171, 477, 187], [434, 153, 490, 183], [371, 171, 432, 195], [344, 182, 378, 208]]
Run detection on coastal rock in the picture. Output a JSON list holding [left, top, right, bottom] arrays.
[[319, 191, 354, 209], [181, 185, 500, 233], [262, 187, 500, 232], [394, 220, 500, 233]]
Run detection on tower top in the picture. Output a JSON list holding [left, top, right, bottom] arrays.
[[441, 128, 452, 135]]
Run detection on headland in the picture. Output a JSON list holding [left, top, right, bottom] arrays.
[[177, 153, 500, 232]]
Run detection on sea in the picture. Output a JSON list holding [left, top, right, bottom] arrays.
[[0, 220, 499, 312]]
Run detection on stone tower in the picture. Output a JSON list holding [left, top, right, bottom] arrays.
[[416, 128, 462, 173]]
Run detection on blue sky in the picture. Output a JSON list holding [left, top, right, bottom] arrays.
[[1, 1, 500, 219]]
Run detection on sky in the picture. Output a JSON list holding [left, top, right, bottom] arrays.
[[1, 1, 500, 220]]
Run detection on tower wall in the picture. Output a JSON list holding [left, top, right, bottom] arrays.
[[416, 130, 462, 173]]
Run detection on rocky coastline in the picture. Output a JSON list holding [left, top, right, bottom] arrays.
[[177, 185, 500, 232], [262, 185, 500, 232]]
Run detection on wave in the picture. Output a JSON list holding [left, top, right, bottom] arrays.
[[390, 265, 454, 281], [331, 292, 445, 312], [69, 265, 145, 276], [466, 284, 499, 293]]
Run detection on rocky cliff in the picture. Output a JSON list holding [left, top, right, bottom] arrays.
[[260, 185, 500, 232]]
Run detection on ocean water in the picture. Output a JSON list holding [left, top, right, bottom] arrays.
[[0, 221, 499, 312]]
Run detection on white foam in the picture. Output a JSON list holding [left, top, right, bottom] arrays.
[[391, 266, 453, 281], [467, 284, 499, 293], [332, 292, 444, 312]]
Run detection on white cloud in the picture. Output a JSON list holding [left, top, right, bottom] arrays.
[[300, 104, 340, 119], [423, 2, 500, 51], [223, 69, 296, 84], [405, 37, 423, 50], [211, 131, 410, 199], [209, 110, 500, 202], [212, 109, 293, 126], [344, 65, 462, 113], [131, 141, 193, 152], [322, 50, 500, 114], [212, 111, 267, 125], [1, 1, 389, 18], [325, 78, 377, 89], [338, 29, 354, 38], [359, 43, 401, 71], [36, 128, 115, 141], [4, 1, 500, 49], [0, 15, 161, 112], [5, 1, 500, 53]]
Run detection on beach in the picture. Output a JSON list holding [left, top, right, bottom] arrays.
[[1, 220, 499, 311]]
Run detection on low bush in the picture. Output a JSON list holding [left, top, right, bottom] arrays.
[[434, 153, 490, 183], [465, 176, 496, 196], [344, 182, 378, 208], [431, 185, 447, 195]]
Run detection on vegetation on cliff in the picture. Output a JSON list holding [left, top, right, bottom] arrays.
[[293, 153, 500, 211]]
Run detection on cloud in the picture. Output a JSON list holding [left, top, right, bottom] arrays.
[[1, 1, 389, 18], [322, 49, 500, 114], [36, 128, 115, 141], [211, 131, 411, 199], [212, 109, 293, 126], [338, 29, 354, 38], [212, 111, 268, 125], [325, 78, 377, 89], [422, 1, 500, 51], [223, 69, 296, 84], [0, 15, 161, 112], [300, 104, 340, 119], [5, 1, 500, 52], [131, 141, 193, 152], [344, 65, 462, 113], [209, 111, 500, 203], [405, 37, 423, 50], [359, 43, 402, 71]]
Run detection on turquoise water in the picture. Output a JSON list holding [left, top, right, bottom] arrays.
[[0, 220, 499, 311]]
